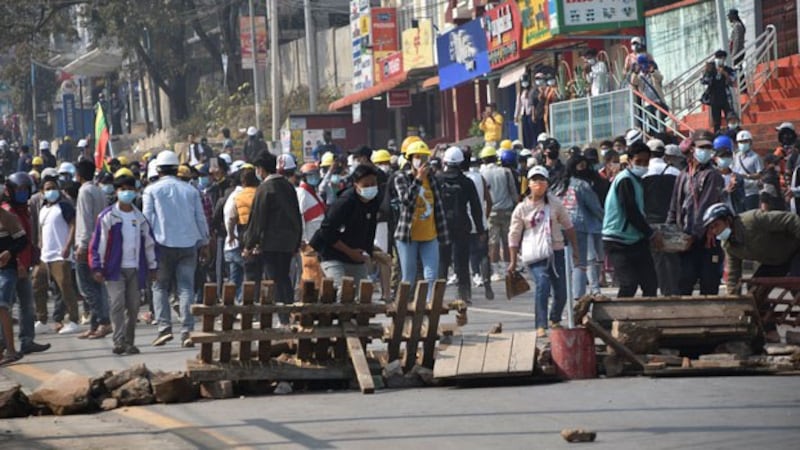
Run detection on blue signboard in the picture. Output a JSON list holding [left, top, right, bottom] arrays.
[[436, 19, 491, 91], [62, 93, 77, 138]]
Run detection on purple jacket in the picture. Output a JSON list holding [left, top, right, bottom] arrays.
[[89, 204, 157, 288]]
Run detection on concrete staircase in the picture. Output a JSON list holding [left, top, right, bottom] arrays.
[[682, 54, 800, 155]]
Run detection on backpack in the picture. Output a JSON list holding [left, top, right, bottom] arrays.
[[520, 204, 553, 264], [438, 176, 465, 234]]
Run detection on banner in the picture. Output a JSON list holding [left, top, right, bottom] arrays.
[[402, 19, 435, 70], [518, 0, 552, 49], [484, 1, 523, 69], [550, 0, 643, 34], [371, 7, 399, 82], [94, 103, 110, 170], [437, 19, 491, 91], [240, 16, 267, 69], [375, 51, 403, 83], [351, 1, 373, 91], [62, 93, 77, 138]]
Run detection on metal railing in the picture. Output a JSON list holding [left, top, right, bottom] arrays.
[[663, 24, 778, 120], [631, 90, 693, 141], [549, 88, 635, 148]]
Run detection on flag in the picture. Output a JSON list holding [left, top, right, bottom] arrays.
[[94, 103, 110, 171]]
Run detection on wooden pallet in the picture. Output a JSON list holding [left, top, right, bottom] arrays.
[[746, 277, 800, 327], [433, 332, 537, 380], [188, 278, 385, 394]]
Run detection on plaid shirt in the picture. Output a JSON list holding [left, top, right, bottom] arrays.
[[392, 171, 450, 245]]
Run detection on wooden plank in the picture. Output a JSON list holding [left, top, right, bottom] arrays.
[[297, 281, 318, 360], [191, 325, 385, 343], [422, 280, 446, 369], [315, 279, 335, 361], [357, 279, 374, 350], [609, 317, 753, 328], [200, 283, 217, 363], [583, 317, 646, 368], [595, 295, 749, 303], [335, 278, 354, 360], [240, 282, 255, 361], [482, 333, 514, 375], [507, 331, 537, 373], [387, 282, 410, 363], [257, 281, 274, 362], [190, 303, 387, 316], [455, 333, 489, 376], [659, 326, 755, 337], [186, 359, 354, 382], [344, 324, 375, 394], [404, 281, 429, 372], [219, 284, 236, 363], [433, 335, 463, 379], [592, 302, 754, 323]]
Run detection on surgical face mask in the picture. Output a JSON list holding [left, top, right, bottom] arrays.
[[44, 189, 60, 203], [306, 174, 321, 186], [631, 44, 640, 53], [378, 164, 391, 173], [547, 79, 556, 86], [358, 185, 379, 201], [14, 190, 29, 204], [728, 122, 739, 130], [117, 190, 137, 205], [198, 176, 210, 188], [694, 148, 713, 164], [412, 158, 426, 170], [717, 157, 733, 170], [629, 165, 648, 178], [716, 227, 732, 241], [330, 174, 341, 184], [715, 58, 724, 66], [102, 184, 115, 195], [535, 79, 544, 86], [135, 180, 142, 190], [738, 142, 751, 152], [587, 58, 597, 65], [521, 81, 530, 88]]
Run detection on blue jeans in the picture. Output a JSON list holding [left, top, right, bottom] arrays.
[[0, 268, 19, 349], [153, 246, 197, 334], [396, 239, 439, 297], [527, 249, 567, 329], [15, 275, 35, 347], [573, 232, 603, 298], [224, 249, 244, 304], [75, 261, 110, 329]]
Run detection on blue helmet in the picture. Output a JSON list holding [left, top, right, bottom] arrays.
[[713, 135, 733, 150], [499, 149, 517, 167]]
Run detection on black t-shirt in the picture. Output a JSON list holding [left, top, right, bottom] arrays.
[[317, 187, 379, 264]]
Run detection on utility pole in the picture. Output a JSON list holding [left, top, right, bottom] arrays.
[[249, 0, 262, 130], [303, 0, 318, 112], [269, 0, 280, 142]]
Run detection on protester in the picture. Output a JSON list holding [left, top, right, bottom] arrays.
[[464, 154, 494, 299], [728, 9, 746, 67], [643, 140, 681, 295], [0, 205, 27, 366], [701, 50, 736, 133], [508, 166, 579, 337], [242, 127, 267, 163], [731, 130, 762, 211], [583, 48, 609, 96], [480, 145, 518, 281], [479, 104, 503, 147], [713, 135, 745, 212]]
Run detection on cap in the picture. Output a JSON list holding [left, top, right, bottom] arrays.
[[631, 36, 642, 45], [692, 129, 715, 147], [277, 153, 297, 171], [77, 139, 88, 148], [352, 146, 372, 159], [537, 132, 550, 143], [776, 122, 796, 132], [646, 139, 665, 152], [664, 144, 682, 157], [443, 146, 464, 165], [625, 128, 644, 146], [219, 153, 232, 165], [527, 165, 549, 179], [247, 126, 258, 136], [511, 140, 523, 148], [583, 148, 599, 161], [230, 160, 246, 173]]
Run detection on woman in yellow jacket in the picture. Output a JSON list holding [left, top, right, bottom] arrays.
[[479, 103, 503, 147]]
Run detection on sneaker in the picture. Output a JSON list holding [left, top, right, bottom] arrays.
[[446, 273, 458, 286], [484, 284, 495, 301], [20, 342, 51, 354], [125, 345, 141, 355], [472, 274, 483, 288], [536, 327, 547, 338], [112, 345, 127, 355], [80, 312, 91, 325], [181, 333, 194, 348], [34, 321, 51, 335], [58, 322, 81, 335], [490, 273, 504, 282], [152, 330, 173, 346]]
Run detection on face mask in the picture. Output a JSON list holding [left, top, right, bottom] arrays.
[[44, 190, 59, 203], [306, 175, 321, 186], [716, 227, 732, 241], [521, 81, 530, 88], [694, 148, 713, 164], [547, 79, 556, 86], [118, 190, 137, 205], [738, 143, 751, 152], [631, 45, 640, 52], [14, 190, 29, 204], [728, 123, 739, 130], [358, 186, 379, 201], [717, 157, 733, 170], [378, 164, 391, 173], [102, 184, 115, 195], [535, 79, 544, 86], [629, 165, 648, 178], [135, 180, 142, 189], [198, 176, 210, 188], [412, 158, 426, 170], [715, 58, 724, 66], [330, 174, 341, 184], [587, 59, 597, 65]]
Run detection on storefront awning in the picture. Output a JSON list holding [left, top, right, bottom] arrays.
[[328, 73, 409, 111], [421, 76, 439, 90], [498, 64, 528, 89], [62, 47, 124, 78]]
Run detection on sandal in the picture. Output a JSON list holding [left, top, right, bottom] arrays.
[[0, 351, 24, 367]]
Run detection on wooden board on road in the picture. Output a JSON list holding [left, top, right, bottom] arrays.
[[434, 332, 537, 380]]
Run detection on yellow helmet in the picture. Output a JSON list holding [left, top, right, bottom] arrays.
[[320, 152, 335, 168], [114, 168, 134, 179], [371, 149, 392, 164], [142, 152, 152, 162], [32, 156, 44, 166], [177, 165, 192, 179], [401, 136, 422, 154], [117, 155, 129, 166], [479, 146, 497, 159], [499, 139, 513, 150], [241, 163, 255, 170], [405, 141, 431, 157]]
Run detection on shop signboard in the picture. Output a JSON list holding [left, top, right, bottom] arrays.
[[375, 51, 403, 83], [402, 18, 435, 70], [518, 0, 552, 49], [371, 7, 399, 81], [549, 0, 643, 34], [483, 1, 522, 69], [436, 19, 491, 91], [387, 90, 411, 108], [351, 0, 373, 91]]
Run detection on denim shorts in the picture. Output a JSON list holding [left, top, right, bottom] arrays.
[[0, 267, 17, 309]]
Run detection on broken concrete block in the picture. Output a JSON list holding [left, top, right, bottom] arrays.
[[200, 380, 234, 399], [561, 428, 597, 443], [150, 372, 196, 404], [611, 321, 660, 354], [765, 345, 800, 356], [699, 353, 739, 361], [100, 398, 119, 411], [0, 381, 31, 418], [785, 330, 800, 345], [273, 381, 292, 395], [112, 377, 154, 406], [104, 364, 150, 391], [409, 365, 435, 385], [29, 370, 92, 415]]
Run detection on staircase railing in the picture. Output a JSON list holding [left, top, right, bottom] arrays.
[[663, 24, 778, 120], [631, 89, 694, 141]]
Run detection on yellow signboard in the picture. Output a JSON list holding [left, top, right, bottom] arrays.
[[518, 0, 552, 49], [401, 18, 435, 70]]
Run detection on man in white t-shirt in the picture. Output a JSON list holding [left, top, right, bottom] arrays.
[[465, 155, 494, 299]]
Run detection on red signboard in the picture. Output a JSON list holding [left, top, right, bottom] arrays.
[[387, 90, 412, 108], [370, 7, 398, 52], [375, 51, 403, 83], [483, 1, 522, 69]]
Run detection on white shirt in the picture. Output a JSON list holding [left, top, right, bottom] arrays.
[[223, 186, 243, 251], [588, 60, 609, 96], [118, 209, 139, 268], [644, 157, 681, 178], [465, 170, 489, 233], [40, 203, 71, 263]]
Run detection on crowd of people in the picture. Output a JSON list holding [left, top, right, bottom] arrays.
[[0, 110, 799, 365]]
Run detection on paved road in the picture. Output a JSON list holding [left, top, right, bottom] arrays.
[[4, 280, 800, 449]]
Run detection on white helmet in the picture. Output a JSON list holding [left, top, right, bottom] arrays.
[[519, 148, 533, 158], [527, 165, 550, 179], [39, 140, 50, 151], [58, 162, 76, 175], [230, 160, 246, 173], [277, 153, 297, 171], [443, 146, 464, 165], [625, 128, 644, 146], [77, 139, 88, 148], [646, 139, 665, 152], [537, 132, 550, 143], [247, 126, 258, 136], [0, 140, 7, 150], [775, 122, 795, 132], [147, 160, 159, 179], [511, 139, 523, 148], [155, 150, 179, 167], [218, 153, 232, 165], [736, 130, 753, 142]]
